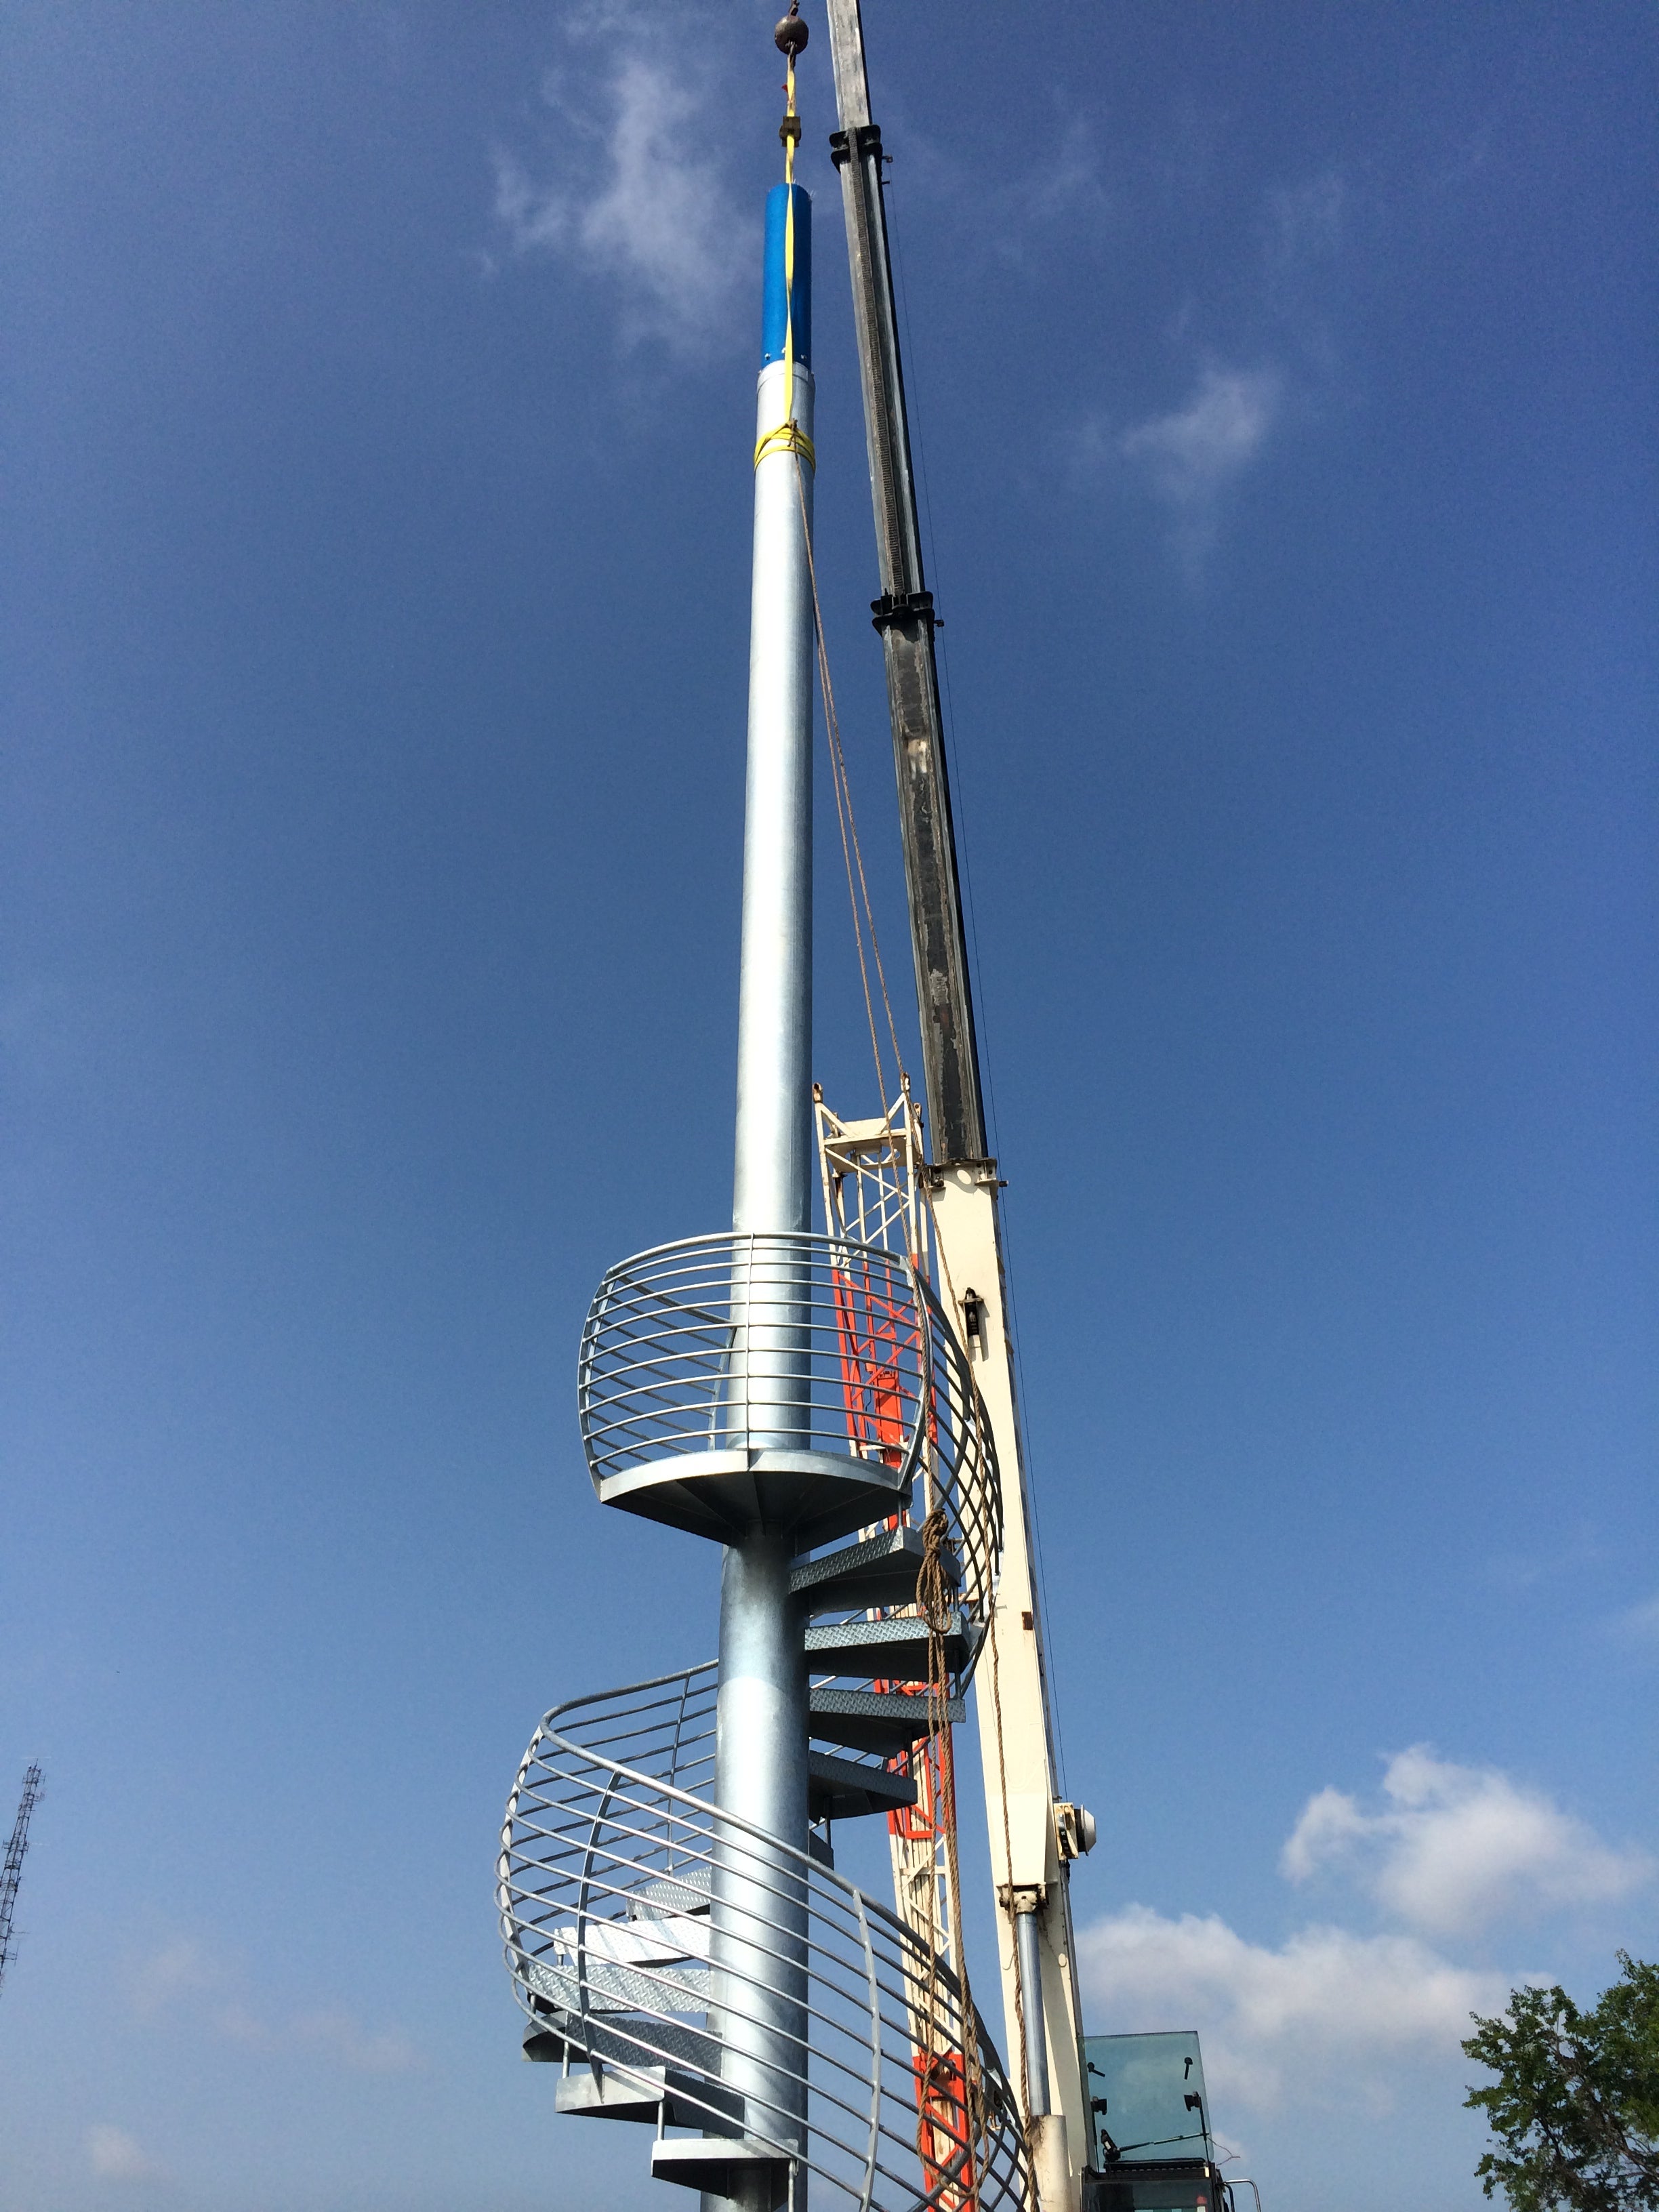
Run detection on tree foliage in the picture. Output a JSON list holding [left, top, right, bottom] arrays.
[[1464, 1955, 1659, 2212]]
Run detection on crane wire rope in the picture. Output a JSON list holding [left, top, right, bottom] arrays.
[[792, 456, 907, 1117]]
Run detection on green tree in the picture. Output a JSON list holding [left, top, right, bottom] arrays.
[[1464, 1954, 1659, 2212]]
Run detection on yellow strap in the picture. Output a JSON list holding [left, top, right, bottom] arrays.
[[758, 52, 812, 475], [781, 98, 796, 439], [754, 421, 817, 471]]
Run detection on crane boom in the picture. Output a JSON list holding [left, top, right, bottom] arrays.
[[821, 11, 1090, 2208], [821, 3, 985, 1168]]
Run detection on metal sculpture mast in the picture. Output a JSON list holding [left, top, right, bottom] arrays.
[[0, 1766, 43, 2000], [498, 20, 1033, 2212], [822, 7, 1096, 2207]]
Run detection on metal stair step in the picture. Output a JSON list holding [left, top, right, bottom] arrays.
[[523, 1952, 710, 2019], [554, 2063, 743, 2134], [808, 1686, 964, 1759], [627, 1870, 712, 1921], [804, 1610, 978, 1681], [790, 1523, 956, 1614], [807, 1747, 916, 1821], [520, 2006, 720, 2078], [651, 2137, 794, 2198]]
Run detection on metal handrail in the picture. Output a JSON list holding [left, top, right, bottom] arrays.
[[577, 1231, 1003, 1679], [501, 1666, 1033, 2212]]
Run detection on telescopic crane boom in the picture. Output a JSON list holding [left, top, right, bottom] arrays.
[[821, 11, 1093, 2209]]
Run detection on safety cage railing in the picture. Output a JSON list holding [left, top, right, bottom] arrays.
[[501, 1666, 1033, 2212], [577, 1231, 1002, 1655]]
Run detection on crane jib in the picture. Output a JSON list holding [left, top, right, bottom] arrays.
[[825, 81, 986, 1168]]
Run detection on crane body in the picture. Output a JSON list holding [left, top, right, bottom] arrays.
[[822, 8, 1092, 2205]]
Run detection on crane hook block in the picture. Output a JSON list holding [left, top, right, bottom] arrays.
[[775, 5, 808, 59]]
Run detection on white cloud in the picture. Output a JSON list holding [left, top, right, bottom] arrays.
[[492, 32, 752, 355], [1610, 1591, 1659, 1649], [127, 1935, 218, 2020], [1091, 364, 1280, 574], [293, 2006, 423, 2075], [125, 1936, 422, 2074], [87, 2123, 165, 2181], [1120, 365, 1279, 514], [1078, 1746, 1649, 2127], [1282, 1746, 1653, 1938], [1077, 1906, 1502, 2115]]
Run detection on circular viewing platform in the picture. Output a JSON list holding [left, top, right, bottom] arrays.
[[577, 1230, 998, 1557]]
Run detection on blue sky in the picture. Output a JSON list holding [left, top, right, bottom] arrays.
[[2, 3, 1654, 2207]]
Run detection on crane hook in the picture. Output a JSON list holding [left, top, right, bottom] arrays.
[[774, 2, 808, 60]]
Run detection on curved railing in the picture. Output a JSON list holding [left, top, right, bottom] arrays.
[[579, 1231, 1002, 1675], [501, 1666, 1033, 2212]]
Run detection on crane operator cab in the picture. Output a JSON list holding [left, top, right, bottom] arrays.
[[1080, 2031, 1240, 2212]]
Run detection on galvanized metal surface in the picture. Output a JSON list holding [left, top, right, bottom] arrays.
[[577, 1229, 1002, 1664], [734, 354, 816, 1241], [500, 1667, 1035, 2212], [1015, 1906, 1050, 2121]]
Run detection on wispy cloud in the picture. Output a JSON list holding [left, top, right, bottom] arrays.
[[1608, 1591, 1659, 1650], [1061, 152, 1350, 574], [127, 1935, 219, 2020], [1261, 171, 1346, 289], [87, 2123, 167, 2182], [125, 1936, 424, 2075], [1078, 1906, 1501, 2113], [1105, 364, 1280, 572], [1282, 1746, 1653, 1938], [1120, 365, 1279, 507], [914, 112, 1111, 263], [491, 12, 752, 356], [295, 2007, 423, 2074]]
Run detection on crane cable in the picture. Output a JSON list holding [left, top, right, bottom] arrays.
[[792, 455, 906, 1115]]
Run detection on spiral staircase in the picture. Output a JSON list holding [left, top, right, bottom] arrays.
[[499, 1227, 1035, 2211]]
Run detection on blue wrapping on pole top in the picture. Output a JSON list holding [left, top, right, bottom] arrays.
[[761, 182, 811, 368]]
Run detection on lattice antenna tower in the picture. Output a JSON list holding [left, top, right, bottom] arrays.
[[0, 1766, 43, 1999]]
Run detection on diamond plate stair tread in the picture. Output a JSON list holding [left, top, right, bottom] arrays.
[[627, 1871, 712, 1920], [789, 1523, 958, 1612], [804, 1611, 977, 1679], [523, 1954, 710, 2018], [808, 1747, 916, 1820], [521, 2003, 720, 2077], [808, 1686, 964, 1757]]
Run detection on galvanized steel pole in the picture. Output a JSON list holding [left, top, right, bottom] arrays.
[[713, 175, 816, 2211]]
